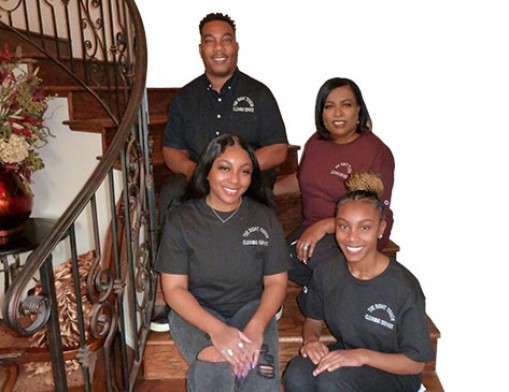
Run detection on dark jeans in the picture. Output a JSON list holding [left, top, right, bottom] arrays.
[[169, 300, 280, 392], [282, 352, 423, 392], [158, 173, 188, 233], [286, 226, 344, 312]]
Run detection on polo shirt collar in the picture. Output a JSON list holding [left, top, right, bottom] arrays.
[[204, 68, 240, 94]]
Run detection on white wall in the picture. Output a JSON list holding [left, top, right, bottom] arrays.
[[30, 98, 122, 263], [138, 1, 509, 390]]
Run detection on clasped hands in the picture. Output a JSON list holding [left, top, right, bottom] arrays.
[[200, 324, 262, 379]]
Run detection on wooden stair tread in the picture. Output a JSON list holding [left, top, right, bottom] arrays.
[[422, 370, 444, 391], [137, 371, 443, 392], [143, 281, 441, 389], [64, 114, 168, 133]]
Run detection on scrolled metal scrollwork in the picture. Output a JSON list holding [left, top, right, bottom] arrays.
[[87, 254, 114, 304], [18, 294, 51, 334], [89, 300, 116, 340]]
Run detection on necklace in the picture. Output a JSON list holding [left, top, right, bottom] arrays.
[[208, 198, 242, 224]]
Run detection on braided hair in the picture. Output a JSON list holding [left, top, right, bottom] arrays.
[[337, 170, 385, 221]]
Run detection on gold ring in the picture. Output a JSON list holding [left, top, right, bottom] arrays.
[[303, 243, 310, 250]]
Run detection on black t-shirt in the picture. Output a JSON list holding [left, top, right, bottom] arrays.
[[155, 197, 291, 318], [163, 69, 288, 187], [304, 255, 435, 364]]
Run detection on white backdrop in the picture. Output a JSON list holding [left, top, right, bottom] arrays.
[[137, 1, 509, 390]]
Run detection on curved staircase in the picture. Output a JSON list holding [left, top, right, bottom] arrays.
[[0, 2, 443, 390], [141, 114, 444, 390], [0, 1, 156, 390]]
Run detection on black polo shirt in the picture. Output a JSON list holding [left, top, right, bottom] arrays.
[[163, 69, 287, 187]]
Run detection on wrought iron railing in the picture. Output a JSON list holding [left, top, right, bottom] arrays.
[[0, 1, 156, 390]]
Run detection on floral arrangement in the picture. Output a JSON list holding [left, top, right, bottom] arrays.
[[0, 46, 50, 183]]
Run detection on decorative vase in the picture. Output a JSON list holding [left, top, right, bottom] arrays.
[[0, 168, 33, 238]]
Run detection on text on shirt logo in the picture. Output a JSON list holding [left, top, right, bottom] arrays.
[[364, 303, 395, 330], [329, 162, 352, 179], [242, 226, 269, 246], [232, 96, 255, 113]]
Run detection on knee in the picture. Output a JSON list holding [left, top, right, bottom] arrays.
[[196, 346, 225, 363], [315, 371, 340, 390], [187, 360, 233, 391], [282, 357, 314, 391], [315, 368, 357, 391]]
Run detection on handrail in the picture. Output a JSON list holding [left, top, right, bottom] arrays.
[[0, 0, 155, 390], [2, 26, 148, 333]]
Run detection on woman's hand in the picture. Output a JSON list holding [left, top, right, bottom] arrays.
[[222, 326, 263, 379], [300, 340, 329, 365], [295, 221, 331, 261], [242, 327, 264, 368], [312, 349, 366, 376], [235, 272, 287, 378], [209, 324, 252, 368]]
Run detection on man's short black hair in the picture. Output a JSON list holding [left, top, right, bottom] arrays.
[[199, 12, 236, 35]]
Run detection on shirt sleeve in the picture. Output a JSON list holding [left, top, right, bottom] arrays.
[[370, 140, 395, 248], [397, 286, 436, 363], [302, 264, 325, 321], [163, 92, 187, 150], [255, 87, 288, 147], [154, 211, 188, 275], [263, 210, 292, 275]]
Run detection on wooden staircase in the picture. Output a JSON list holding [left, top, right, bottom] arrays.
[[16, 66, 442, 387], [56, 83, 443, 390], [4, 38, 442, 386], [2, 10, 443, 387], [135, 99, 444, 389], [1, 3, 154, 390], [143, 279, 443, 391]]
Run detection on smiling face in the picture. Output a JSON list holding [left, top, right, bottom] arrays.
[[199, 20, 239, 85], [207, 145, 252, 211], [335, 199, 386, 264], [322, 86, 361, 144]]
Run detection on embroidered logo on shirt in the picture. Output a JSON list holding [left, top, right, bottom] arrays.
[[232, 96, 255, 113], [330, 162, 352, 179], [364, 303, 395, 330], [242, 226, 269, 246]]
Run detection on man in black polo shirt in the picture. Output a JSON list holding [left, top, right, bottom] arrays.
[[153, 12, 288, 332]]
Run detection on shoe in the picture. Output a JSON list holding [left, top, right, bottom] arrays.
[[275, 305, 283, 321], [150, 306, 171, 332]]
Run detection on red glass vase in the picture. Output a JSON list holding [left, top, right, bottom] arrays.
[[0, 168, 33, 238]]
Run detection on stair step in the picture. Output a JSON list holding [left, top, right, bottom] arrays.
[[65, 88, 179, 122], [0, 26, 70, 59], [137, 370, 443, 392], [143, 282, 442, 390]]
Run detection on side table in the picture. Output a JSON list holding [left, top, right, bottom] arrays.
[[0, 218, 56, 292]]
